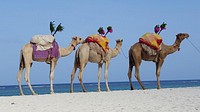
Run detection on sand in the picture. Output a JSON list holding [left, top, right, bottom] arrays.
[[0, 87, 200, 112]]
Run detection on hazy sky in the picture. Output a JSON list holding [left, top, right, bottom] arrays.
[[0, 0, 200, 86]]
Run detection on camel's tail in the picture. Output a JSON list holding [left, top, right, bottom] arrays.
[[75, 48, 80, 66], [128, 47, 135, 67], [19, 50, 25, 70]]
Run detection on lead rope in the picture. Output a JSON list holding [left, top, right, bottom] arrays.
[[121, 48, 129, 59], [187, 38, 200, 55]]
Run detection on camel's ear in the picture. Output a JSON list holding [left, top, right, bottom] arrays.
[[116, 39, 123, 42], [73, 36, 77, 40]]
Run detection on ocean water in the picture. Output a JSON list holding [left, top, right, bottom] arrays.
[[0, 80, 200, 97]]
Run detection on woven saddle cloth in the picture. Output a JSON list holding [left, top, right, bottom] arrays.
[[139, 33, 162, 55]]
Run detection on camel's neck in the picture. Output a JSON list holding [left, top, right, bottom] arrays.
[[110, 44, 122, 58], [59, 40, 77, 57], [162, 37, 181, 55]]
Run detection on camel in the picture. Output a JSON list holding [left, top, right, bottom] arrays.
[[70, 39, 123, 93], [17, 36, 84, 95], [128, 33, 189, 90]]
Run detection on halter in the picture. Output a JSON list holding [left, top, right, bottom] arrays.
[[71, 43, 76, 50]]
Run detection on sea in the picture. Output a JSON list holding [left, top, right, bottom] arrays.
[[0, 80, 200, 97]]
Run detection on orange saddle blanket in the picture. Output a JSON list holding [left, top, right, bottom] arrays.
[[85, 34, 109, 52], [139, 33, 162, 50]]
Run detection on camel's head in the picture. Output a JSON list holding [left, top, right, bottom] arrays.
[[114, 39, 123, 53], [116, 39, 123, 46], [72, 36, 85, 44], [176, 33, 189, 42]]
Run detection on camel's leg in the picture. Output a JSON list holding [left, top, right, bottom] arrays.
[[49, 60, 57, 94], [17, 52, 25, 95], [156, 60, 164, 89], [17, 67, 24, 95], [97, 63, 103, 92], [70, 64, 78, 93], [104, 61, 110, 92], [24, 63, 36, 95], [128, 65, 134, 90], [135, 63, 145, 90], [78, 63, 87, 92]]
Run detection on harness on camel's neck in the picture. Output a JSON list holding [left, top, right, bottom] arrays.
[[71, 43, 76, 50]]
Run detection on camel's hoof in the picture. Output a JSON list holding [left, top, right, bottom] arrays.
[[32, 93, 38, 95], [131, 87, 134, 90], [106, 89, 111, 92], [97, 90, 101, 92], [50, 92, 55, 94], [20, 93, 25, 96]]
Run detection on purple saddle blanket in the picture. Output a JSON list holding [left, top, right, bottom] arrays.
[[33, 40, 60, 59]]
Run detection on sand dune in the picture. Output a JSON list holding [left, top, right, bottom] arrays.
[[0, 87, 200, 112]]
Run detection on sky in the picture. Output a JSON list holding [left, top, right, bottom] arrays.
[[0, 0, 200, 86]]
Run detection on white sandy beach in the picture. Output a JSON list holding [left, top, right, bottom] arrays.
[[0, 87, 200, 112]]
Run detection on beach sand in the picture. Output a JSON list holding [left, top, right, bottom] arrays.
[[0, 87, 200, 112]]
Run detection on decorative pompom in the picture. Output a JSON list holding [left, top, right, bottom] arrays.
[[97, 26, 113, 36], [160, 22, 167, 30], [154, 22, 167, 35], [50, 21, 64, 36], [50, 21, 55, 35], [98, 27, 105, 35], [107, 26, 113, 33], [55, 23, 64, 32], [154, 25, 160, 34]]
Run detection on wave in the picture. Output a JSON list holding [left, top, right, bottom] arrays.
[[32, 85, 49, 88], [0, 87, 6, 89]]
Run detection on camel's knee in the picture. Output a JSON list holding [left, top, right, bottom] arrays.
[[156, 72, 161, 77], [104, 75, 108, 80], [17, 78, 21, 83], [78, 75, 82, 82], [78, 68, 84, 81], [17, 75, 21, 83], [134, 74, 141, 81], [134, 74, 138, 79], [71, 73, 75, 80], [49, 74, 54, 80], [24, 76, 29, 82], [17, 69, 24, 80], [128, 72, 132, 79]]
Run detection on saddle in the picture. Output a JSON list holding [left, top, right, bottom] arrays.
[[139, 33, 162, 56], [31, 35, 60, 63], [30, 35, 55, 50], [85, 34, 109, 53]]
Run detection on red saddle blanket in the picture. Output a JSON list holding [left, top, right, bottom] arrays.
[[139, 33, 162, 50], [32, 40, 60, 60], [85, 34, 109, 52]]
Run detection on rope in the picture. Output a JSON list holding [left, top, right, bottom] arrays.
[[121, 48, 129, 59], [187, 38, 200, 55]]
